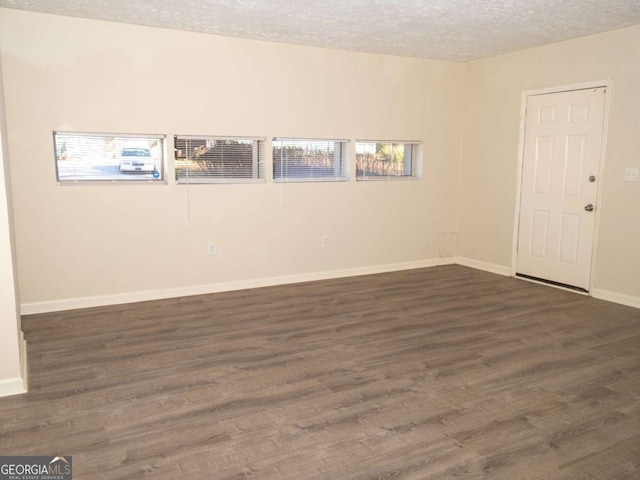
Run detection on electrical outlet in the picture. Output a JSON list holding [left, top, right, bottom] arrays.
[[624, 167, 638, 182], [208, 242, 217, 255], [321, 235, 329, 248]]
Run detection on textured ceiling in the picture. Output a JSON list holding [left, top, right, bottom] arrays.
[[1, 0, 640, 61]]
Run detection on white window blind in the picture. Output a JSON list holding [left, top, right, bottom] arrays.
[[273, 138, 348, 182], [355, 141, 421, 180], [174, 135, 265, 183], [53, 131, 165, 183]]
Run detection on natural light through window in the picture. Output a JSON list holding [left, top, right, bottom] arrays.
[[54, 131, 165, 183], [355, 141, 420, 180]]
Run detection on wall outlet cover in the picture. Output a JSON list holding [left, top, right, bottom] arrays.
[[624, 167, 638, 182]]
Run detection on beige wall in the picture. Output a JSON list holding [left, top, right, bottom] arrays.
[[459, 25, 640, 300], [0, 9, 464, 307], [0, 51, 26, 395], [0, 8, 637, 316]]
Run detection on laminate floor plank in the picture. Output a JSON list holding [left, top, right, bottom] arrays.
[[1, 265, 639, 479]]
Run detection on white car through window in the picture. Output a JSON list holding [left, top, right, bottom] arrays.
[[119, 147, 157, 173]]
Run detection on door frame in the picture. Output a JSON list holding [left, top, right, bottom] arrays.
[[510, 80, 612, 294]]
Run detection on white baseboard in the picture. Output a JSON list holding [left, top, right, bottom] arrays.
[[455, 257, 511, 277], [455, 257, 639, 310], [456, 257, 640, 308], [0, 376, 26, 398], [591, 289, 640, 309], [21, 257, 457, 315], [20, 331, 28, 393], [19, 257, 639, 315], [0, 333, 28, 398]]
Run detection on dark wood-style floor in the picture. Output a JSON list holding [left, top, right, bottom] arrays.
[[1, 265, 639, 479]]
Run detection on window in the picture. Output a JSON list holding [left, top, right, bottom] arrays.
[[273, 138, 347, 182], [174, 135, 265, 183], [355, 141, 420, 180], [53, 131, 165, 183]]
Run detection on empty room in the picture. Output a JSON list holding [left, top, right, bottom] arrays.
[[0, 1, 639, 479]]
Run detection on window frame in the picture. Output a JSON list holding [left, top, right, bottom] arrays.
[[355, 140, 421, 181], [272, 137, 349, 183], [53, 131, 166, 185], [174, 134, 266, 184]]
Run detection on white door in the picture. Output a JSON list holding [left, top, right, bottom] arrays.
[[516, 87, 606, 291]]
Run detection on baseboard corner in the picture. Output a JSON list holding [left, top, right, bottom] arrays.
[[455, 257, 511, 277], [0, 376, 27, 398], [20, 331, 28, 393]]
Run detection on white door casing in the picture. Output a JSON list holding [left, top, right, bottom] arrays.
[[516, 87, 607, 291]]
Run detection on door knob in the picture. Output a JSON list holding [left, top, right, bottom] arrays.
[[584, 204, 594, 212]]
